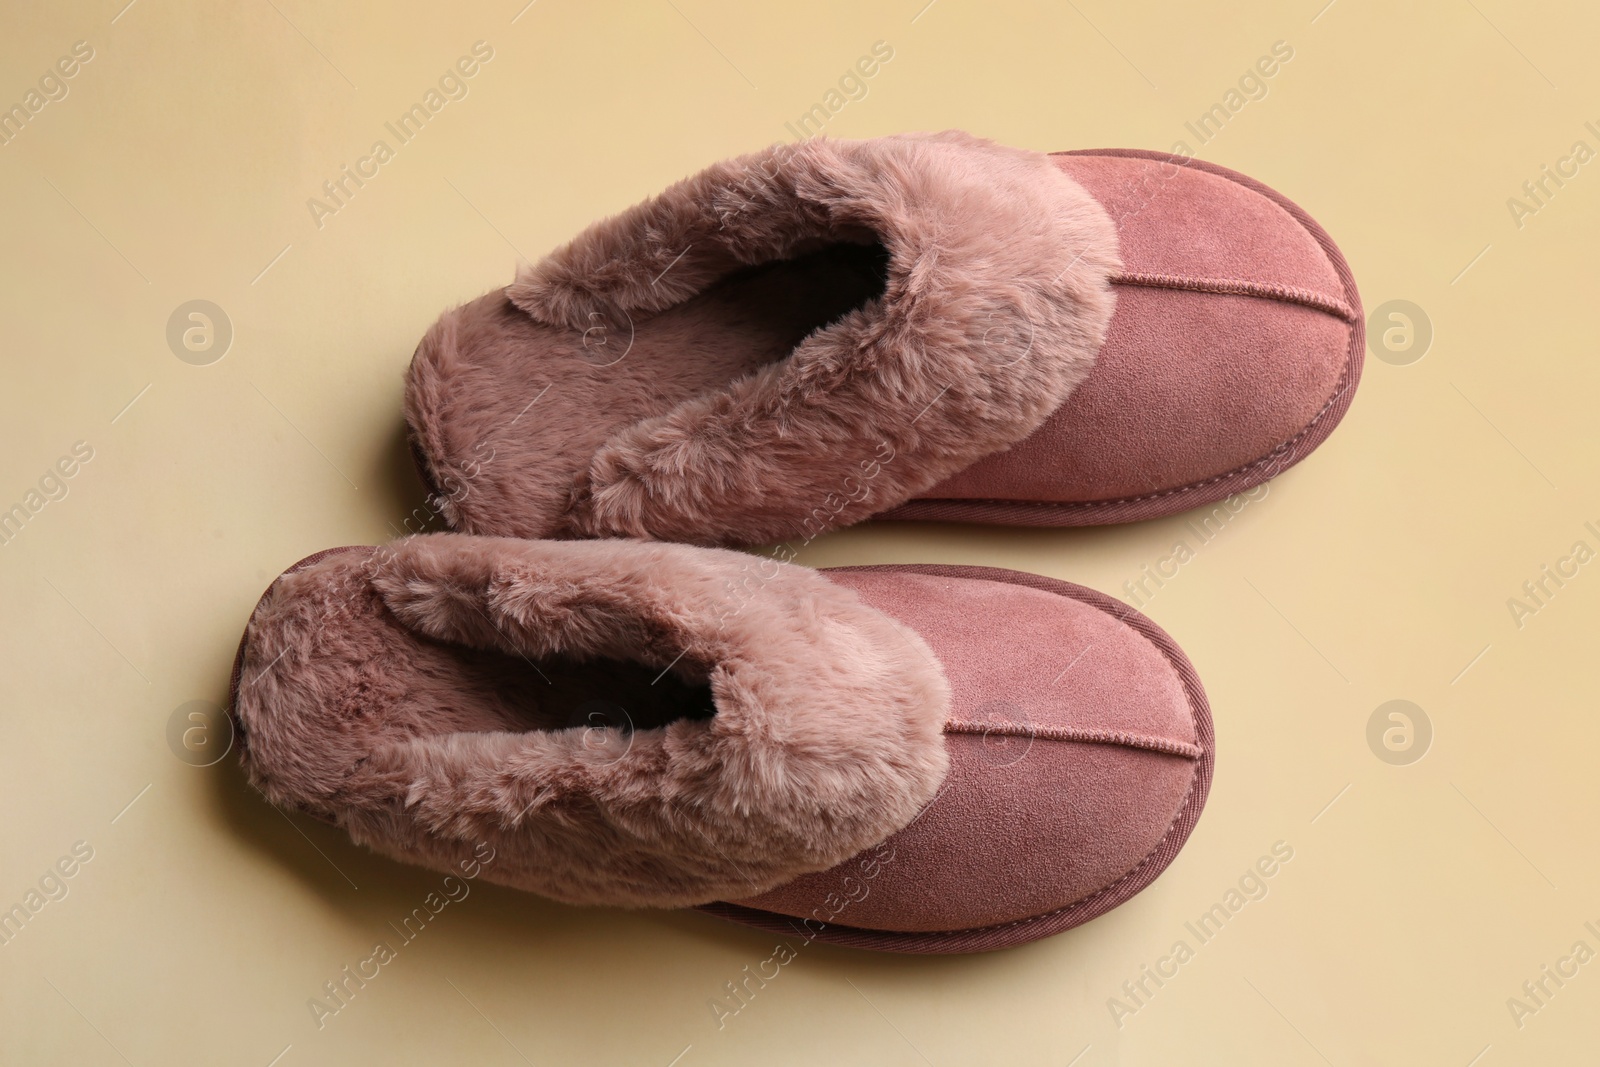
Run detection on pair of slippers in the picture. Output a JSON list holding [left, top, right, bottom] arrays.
[[233, 132, 1362, 953]]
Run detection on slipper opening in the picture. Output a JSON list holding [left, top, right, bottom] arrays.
[[420, 644, 716, 738]]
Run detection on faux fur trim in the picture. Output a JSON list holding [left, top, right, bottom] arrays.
[[235, 535, 951, 908], [407, 131, 1119, 545]]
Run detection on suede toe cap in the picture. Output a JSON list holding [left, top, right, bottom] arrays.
[[906, 150, 1363, 523], [721, 565, 1212, 951]]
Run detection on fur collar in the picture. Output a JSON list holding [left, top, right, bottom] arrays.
[[235, 535, 951, 907], [407, 132, 1118, 545]]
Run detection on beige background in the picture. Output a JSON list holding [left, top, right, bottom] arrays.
[[1, 0, 1595, 1063]]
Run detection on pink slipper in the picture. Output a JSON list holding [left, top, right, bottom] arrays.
[[231, 536, 1211, 953], [406, 131, 1360, 545]]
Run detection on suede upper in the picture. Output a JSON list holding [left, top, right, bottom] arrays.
[[888, 149, 1363, 524], [716, 565, 1211, 950]]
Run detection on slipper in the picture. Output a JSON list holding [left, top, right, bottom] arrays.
[[230, 535, 1211, 953], [405, 131, 1361, 545]]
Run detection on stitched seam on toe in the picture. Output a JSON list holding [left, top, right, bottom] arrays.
[[1110, 269, 1355, 321], [899, 150, 1363, 519], [944, 719, 1202, 759], [753, 565, 1213, 947]]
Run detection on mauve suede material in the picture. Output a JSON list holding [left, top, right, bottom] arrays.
[[921, 290, 1350, 502], [831, 572, 1196, 748], [890, 149, 1363, 524], [716, 565, 1211, 952], [1060, 153, 1343, 290]]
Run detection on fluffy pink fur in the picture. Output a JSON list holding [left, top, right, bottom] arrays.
[[406, 131, 1119, 546], [234, 536, 951, 908]]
